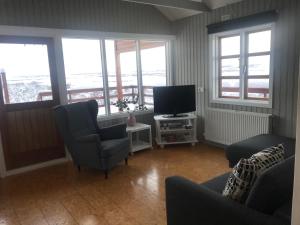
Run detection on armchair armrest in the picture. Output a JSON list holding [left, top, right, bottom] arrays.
[[165, 176, 285, 225], [99, 123, 127, 140]]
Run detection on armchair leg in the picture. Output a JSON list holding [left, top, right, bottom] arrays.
[[104, 170, 108, 179], [77, 165, 81, 172], [125, 157, 128, 165]]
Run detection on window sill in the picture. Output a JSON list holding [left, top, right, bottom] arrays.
[[97, 109, 154, 122], [210, 98, 272, 109]]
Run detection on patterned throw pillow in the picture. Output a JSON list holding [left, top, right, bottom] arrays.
[[222, 144, 285, 203], [250, 144, 285, 176]]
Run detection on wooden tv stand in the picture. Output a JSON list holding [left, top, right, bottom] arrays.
[[154, 113, 198, 148]]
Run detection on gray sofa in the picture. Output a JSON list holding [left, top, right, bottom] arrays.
[[53, 99, 130, 178], [225, 134, 295, 167], [166, 156, 294, 225]]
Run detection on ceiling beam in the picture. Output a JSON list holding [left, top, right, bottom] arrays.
[[121, 0, 210, 12]]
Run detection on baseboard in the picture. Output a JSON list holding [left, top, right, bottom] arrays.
[[203, 140, 228, 149], [3, 158, 69, 178]]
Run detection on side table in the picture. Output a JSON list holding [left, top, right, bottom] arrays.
[[126, 123, 153, 154]]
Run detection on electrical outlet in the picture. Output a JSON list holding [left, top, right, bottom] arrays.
[[198, 87, 204, 93]]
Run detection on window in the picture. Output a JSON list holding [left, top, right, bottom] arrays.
[[247, 30, 271, 100], [140, 41, 167, 107], [61, 38, 169, 116], [219, 35, 241, 98], [0, 43, 53, 104], [211, 24, 273, 107], [62, 38, 106, 115], [105, 40, 138, 113]]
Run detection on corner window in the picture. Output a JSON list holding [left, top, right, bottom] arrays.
[[61, 38, 170, 116], [62, 38, 106, 115], [210, 24, 274, 108], [140, 41, 167, 108], [105, 40, 138, 114]]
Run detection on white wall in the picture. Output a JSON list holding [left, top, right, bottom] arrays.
[[292, 61, 300, 225]]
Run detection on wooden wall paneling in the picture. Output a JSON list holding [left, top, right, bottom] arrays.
[[48, 110, 57, 147], [15, 111, 26, 153], [38, 108, 48, 149], [39, 109, 48, 148], [49, 109, 60, 147], [22, 109, 33, 152], [5, 113, 14, 154], [30, 109, 40, 151]]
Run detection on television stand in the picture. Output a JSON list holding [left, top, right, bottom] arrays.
[[162, 114, 188, 118], [154, 113, 198, 148]]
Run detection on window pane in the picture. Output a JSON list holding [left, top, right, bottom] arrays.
[[105, 40, 138, 113], [220, 79, 240, 98], [140, 41, 167, 107], [62, 38, 105, 115], [221, 58, 240, 76], [249, 30, 271, 53], [247, 79, 269, 100], [221, 36, 240, 56], [0, 43, 52, 104], [248, 55, 270, 76]]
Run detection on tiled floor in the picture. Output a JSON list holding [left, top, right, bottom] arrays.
[[0, 143, 230, 225]]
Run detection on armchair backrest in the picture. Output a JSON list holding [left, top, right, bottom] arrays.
[[53, 100, 99, 152]]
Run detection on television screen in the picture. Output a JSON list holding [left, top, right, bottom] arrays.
[[153, 85, 196, 116]]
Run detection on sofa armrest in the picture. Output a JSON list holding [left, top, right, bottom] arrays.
[[165, 176, 285, 225], [99, 123, 127, 140]]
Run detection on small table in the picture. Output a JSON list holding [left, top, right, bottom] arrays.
[[126, 123, 153, 154]]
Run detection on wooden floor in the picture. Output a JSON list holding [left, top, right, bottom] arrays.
[[0, 143, 230, 225]]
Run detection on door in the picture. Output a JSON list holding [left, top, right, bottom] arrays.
[[0, 36, 65, 170]]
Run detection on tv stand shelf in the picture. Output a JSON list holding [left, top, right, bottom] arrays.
[[154, 113, 198, 148]]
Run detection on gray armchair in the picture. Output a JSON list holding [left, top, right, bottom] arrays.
[[53, 99, 130, 178]]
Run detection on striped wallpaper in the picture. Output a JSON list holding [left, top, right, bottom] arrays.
[[0, 0, 299, 139], [0, 0, 171, 35], [172, 0, 300, 138]]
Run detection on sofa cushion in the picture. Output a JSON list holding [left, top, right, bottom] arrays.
[[250, 144, 285, 175], [273, 201, 292, 225], [226, 134, 295, 167], [101, 138, 130, 158], [222, 144, 284, 203], [201, 173, 230, 193], [222, 158, 257, 202], [246, 156, 295, 214]]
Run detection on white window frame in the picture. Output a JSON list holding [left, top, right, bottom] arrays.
[[209, 23, 275, 108], [60, 36, 173, 118], [99, 39, 171, 116], [0, 25, 174, 120]]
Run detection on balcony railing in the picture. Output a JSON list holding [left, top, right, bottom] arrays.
[[37, 85, 154, 106]]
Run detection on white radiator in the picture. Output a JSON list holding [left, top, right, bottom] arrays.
[[204, 108, 272, 145]]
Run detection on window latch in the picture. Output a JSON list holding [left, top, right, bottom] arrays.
[[243, 65, 247, 76]]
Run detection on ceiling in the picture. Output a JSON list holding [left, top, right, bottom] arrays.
[[156, 0, 243, 21]]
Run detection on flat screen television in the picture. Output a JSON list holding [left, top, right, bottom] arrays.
[[153, 85, 196, 117]]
